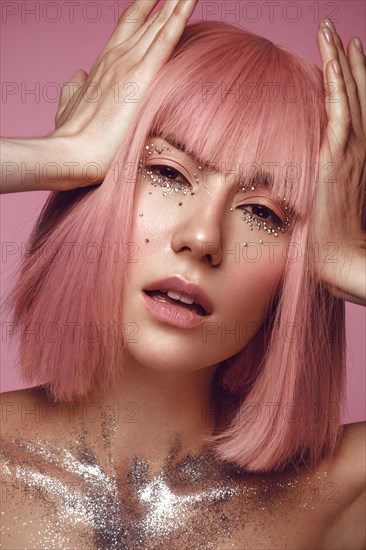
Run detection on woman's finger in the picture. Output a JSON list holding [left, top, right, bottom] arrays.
[[322, 19, 364, 138], [347, 37, 366, 134], [120, 0, 181, 53], [316, 22, 339, 122], [325, 56, 353, 151], [90, 0, 178, 74], [137, 0, 197, 81], [317, 22, 352, 148], [103, 0, 160, 52]]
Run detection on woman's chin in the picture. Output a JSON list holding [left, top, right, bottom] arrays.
[[123, 344, 216, 376]]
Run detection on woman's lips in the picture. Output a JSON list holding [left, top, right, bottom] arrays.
[[144, 290, 206, 316], [143, 276, 213, 315], [142, 291, 209, 329], [142, 276, 213, 329]]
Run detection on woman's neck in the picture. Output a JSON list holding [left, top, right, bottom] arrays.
[[83, 355, 228, 474]]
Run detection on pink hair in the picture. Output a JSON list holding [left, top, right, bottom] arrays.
[[2, 21, 346, 472]]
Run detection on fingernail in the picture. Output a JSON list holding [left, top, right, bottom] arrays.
[[332, 59, 341, 75], [324, 18, 335, 32], [322, 27, 333, 44], [354, 36, 364, 53]]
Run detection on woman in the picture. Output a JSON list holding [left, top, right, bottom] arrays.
[[1, 0, 365, 548]]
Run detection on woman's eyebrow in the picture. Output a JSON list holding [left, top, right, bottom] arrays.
[[155, 136, 219, 172], [149, 135, 274, 189], [245, 171, 273, 190]]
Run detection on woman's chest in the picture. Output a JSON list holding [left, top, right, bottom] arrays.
[[0, 481, 343, 550], [0, 442, 347, 550]]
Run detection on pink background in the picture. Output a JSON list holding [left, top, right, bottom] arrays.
[[1, 0, 365, 423]]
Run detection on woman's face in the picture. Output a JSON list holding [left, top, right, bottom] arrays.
[[122, 136, 292, 374]]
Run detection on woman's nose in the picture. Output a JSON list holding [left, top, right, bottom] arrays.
[[170, 194, 224, 266]]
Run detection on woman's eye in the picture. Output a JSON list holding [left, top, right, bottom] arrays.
[[240, 204, 283, 227], [145, 164, 191, 189], [151, 165, 181, 181]]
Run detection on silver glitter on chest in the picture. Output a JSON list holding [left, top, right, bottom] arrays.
[[1, 410, 313, 549]]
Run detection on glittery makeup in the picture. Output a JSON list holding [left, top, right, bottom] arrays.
[[240, 205, 292, 237], [139, 141, 293, 238], [142, 164, 193, 197], [235, 179, 292, 237], [138, 142, 201, 197], [1, 411, 333, 549]]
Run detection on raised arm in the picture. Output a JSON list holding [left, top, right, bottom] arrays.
[[0, 0, 198, 194]]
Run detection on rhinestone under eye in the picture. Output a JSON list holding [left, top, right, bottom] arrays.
[[138, 142, 200, 196], [236, 182, 293, 237], [139, 145, 293, 232], [144, 166, 190, 196], [242, 212, 292, 236]]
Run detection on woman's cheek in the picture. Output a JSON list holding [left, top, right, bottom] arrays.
[[223, 255, 285, 321], [130, 190, 174, 250]]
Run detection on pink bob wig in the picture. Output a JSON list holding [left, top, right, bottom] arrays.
[[2, 21, 346, 472]]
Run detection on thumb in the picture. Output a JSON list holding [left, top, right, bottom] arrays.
[[59, 69, 89, 107], [55, 69, 89, 127]]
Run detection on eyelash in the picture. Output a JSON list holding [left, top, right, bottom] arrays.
[[238, 204, 283, 227], [142, 164, 195, 197], [144, 164, 285, 227], [148, 165, 189, 187]]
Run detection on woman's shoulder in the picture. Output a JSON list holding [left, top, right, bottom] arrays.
[[330, 421, 366, 494], [0, 387, 97, 548], [306, 421, 365, 519], [325, 421, 366, 518], [0, 385, 77, 446], [0, 387, 84, 508], [317, 421, 366, 550], [1, 385, 54, 429]]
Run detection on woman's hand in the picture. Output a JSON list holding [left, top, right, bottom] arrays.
[[0, 0, 197, 194], [313, 19, 366, 306], [52, 0, 198, 188]]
